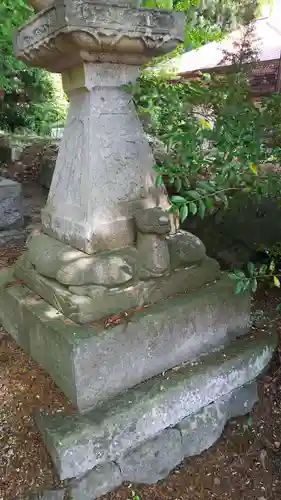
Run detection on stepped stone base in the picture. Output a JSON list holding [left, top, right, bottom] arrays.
[[34, 330, 275, 495], [0, 270, 251, 412]]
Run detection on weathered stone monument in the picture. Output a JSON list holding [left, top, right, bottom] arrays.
[[0, 0, 276, 497], [0, 177, 25, 246]]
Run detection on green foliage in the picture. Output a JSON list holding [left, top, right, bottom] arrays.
[[130, 12, 281, 305], [0, 0, 67, 134], [230, 244, 281, 309], [141, 0, 259, 51], [127, 490, 141, 500], [131, 66, 281, 223], [228, 260, 281, 295]]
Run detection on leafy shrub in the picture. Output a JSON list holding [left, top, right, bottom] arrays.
[[129, 17, 281, 301], [130, 68, 281, 223], [0, 0, 67, 134]]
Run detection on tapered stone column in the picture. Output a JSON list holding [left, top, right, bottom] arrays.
[[42, 62, 168, 253]]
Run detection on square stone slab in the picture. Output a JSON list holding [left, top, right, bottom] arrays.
[[35, 330, 275, 480], [0, 271, 251, 412]]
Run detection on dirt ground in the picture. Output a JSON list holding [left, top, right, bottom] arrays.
[[0, 178, 280, 500]]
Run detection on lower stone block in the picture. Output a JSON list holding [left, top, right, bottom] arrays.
[[35, 329, 275, 480], [66, 382, 259, 498], [227, 381, 258, 418], [177, 382, 258, 459], [70, 462, 122, 500], [119, 428, 183, 484], [0, 272, 251, 412]]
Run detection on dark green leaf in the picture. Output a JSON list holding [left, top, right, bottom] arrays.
[[229, 272, 239, 281], [269, 260, 275, 272], [259, 264, 268, 276], [205, 197, 213, 209], [247, 261, 255, 277], [171, 195, 186, 204], [235, 280, 245, 294], [155, 174, 163, 186], [168, 204, 178, 213], [175, 177, 182, 192], [189, 201, 198, 215], [233, 269, 246, 278], [198, 199, 206, 219], [187, 190, 200, 200], [197, 181, 215, 194], [180, 204, 188, 222]]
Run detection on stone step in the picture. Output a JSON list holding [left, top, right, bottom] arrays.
[[0, 271, 251, 412], [13, 252, 221, 325], [35, 328, 276, 488]]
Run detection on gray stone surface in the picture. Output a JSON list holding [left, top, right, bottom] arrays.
[[0, 177, 24, 230], [0, 271, 252, 411], [137, 233, 170, 279], [46, 382, 259, 494], [39, 146, 59, 189], [178, 382, 257, 458], [57, 252, 134, 287], [27, 233, 136, 286], [70, 462, 122, 500], [135, 207, 171, 235], [14, 251, 220, 323], [178, 397, 229, 458], [37, 135, 173, 193], [35, 329, 275, 480], [41, 64, 170, 254], [15, 2, 184, 71], [0, 229, 25, 247], [119, 428, 183, 484], [227, 381, 258, 418], [167, 230, 206, 268]]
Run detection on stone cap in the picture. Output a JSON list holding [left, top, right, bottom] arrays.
[[14, 1, 184, 72]]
